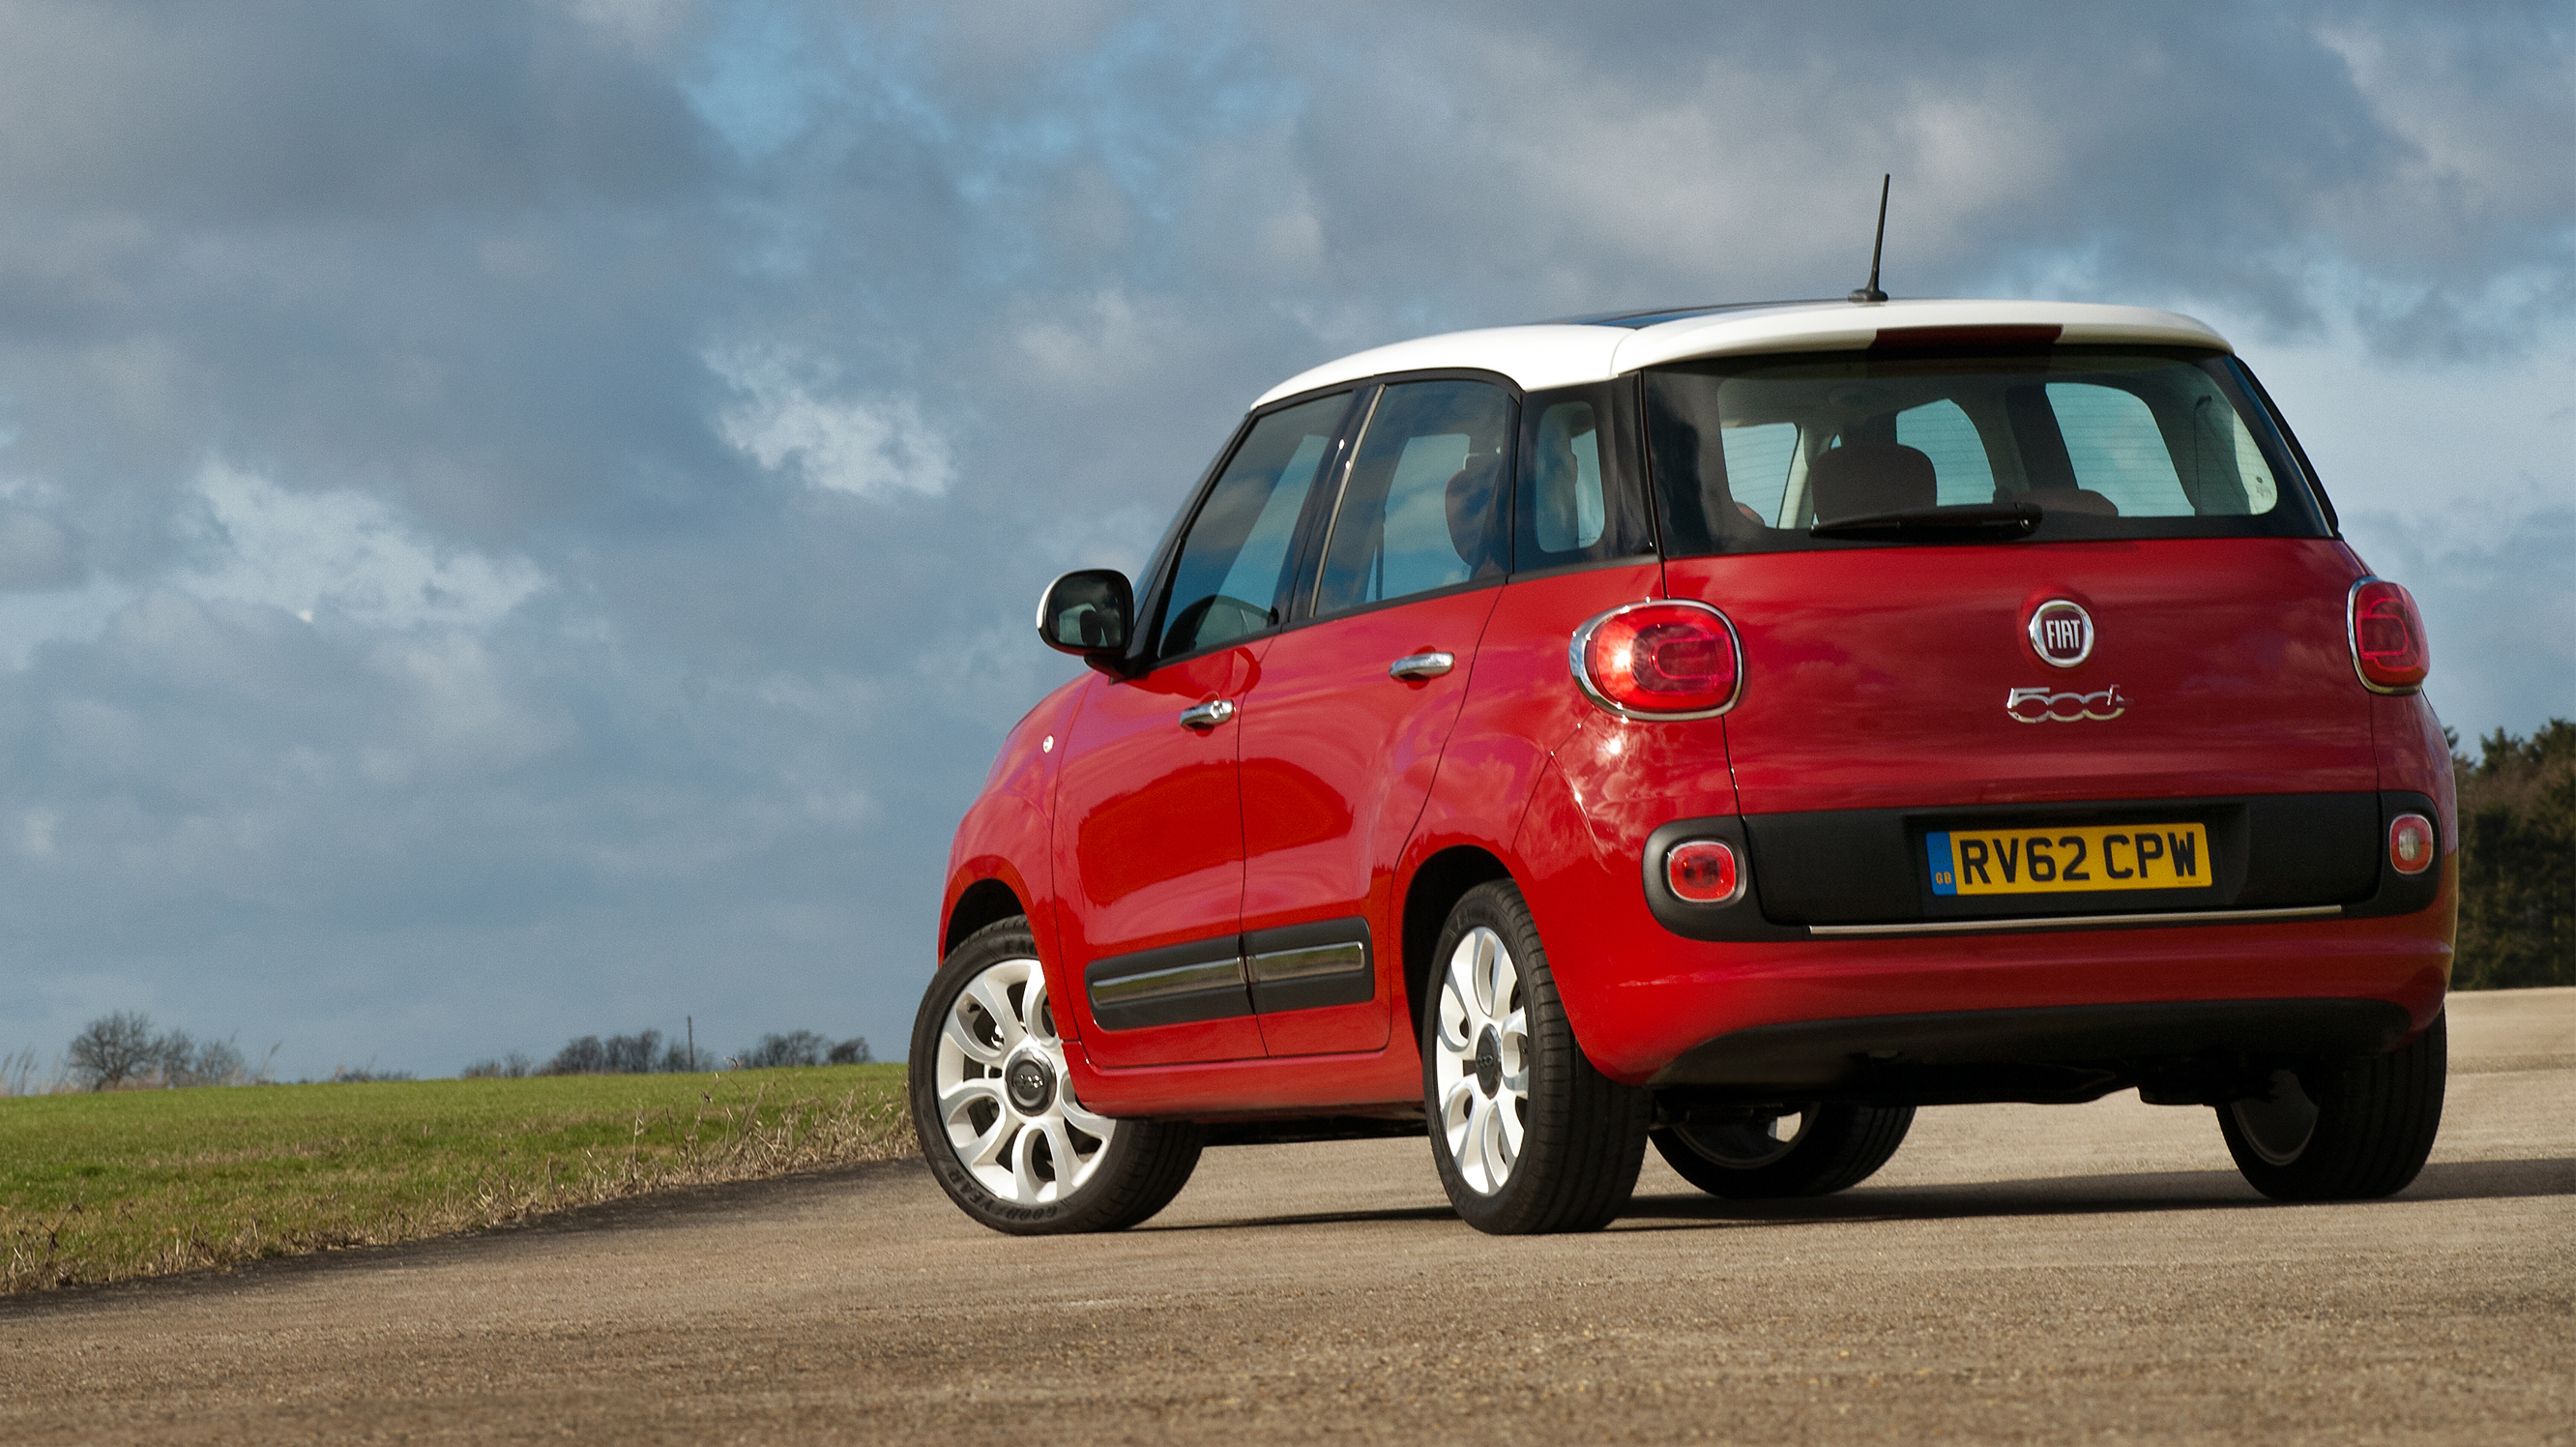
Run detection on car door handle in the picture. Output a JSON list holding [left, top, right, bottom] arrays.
[[1178, 698, 1237, 730], [1389, 651, 1454, 681]]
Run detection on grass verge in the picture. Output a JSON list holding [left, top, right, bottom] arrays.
[[0, 1065, 912, 1294]]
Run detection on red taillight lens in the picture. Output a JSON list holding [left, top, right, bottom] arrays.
[[1573, 602, 1742, 716], [2388, 813, 2436, 875], [2350, 579, 2429, 693], [1666, 840, 1743, 904]]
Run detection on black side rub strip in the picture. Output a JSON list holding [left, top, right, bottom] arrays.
[[1086, 917, 1374, 1031], [1244, 917, 1374, 1015], [1084, 940, 1249, 1032]]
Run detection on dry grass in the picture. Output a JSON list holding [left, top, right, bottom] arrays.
[[0, 1065, 913, 1294]]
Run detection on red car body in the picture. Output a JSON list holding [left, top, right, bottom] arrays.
[[936, 299, 2452, 1137]]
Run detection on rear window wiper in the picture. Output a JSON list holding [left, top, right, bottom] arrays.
[[1809, 502, 2041, 539]]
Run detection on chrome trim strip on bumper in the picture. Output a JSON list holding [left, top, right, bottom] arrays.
[[1806, 904, 2342, 937]]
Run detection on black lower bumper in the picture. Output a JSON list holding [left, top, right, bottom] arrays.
[[1648, 997, 2415, 1107]]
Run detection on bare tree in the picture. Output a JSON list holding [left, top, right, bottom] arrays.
[[68, 1011, 160, 1091], [740, 1030, 830, 1069]]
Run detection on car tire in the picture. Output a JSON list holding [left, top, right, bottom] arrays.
[[908, 917, 1203, 1234], [1423, 880, 1650, 1234], [2215, 1009, 2445, 1202], [1651, 1103, 1915, 1198]]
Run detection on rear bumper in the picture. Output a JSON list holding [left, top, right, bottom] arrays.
[[1517, 779, 2456, 1087], [1650, 996, 2413, 1104]]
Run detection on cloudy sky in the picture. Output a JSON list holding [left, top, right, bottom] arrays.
[[0, 0, 2567, 1079]]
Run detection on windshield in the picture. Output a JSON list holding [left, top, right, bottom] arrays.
[[1644, 347, 2331, 554]]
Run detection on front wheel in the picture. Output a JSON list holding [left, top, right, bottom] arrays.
[[1652, 1102, 1915, 1198], [1423, 880, 1650, 1234], [908, 918, 1203, 1234], [2215, 1010, 2445, 1202]]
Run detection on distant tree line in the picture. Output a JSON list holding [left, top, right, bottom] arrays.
[[2452, 719, 2574, 989], [462, 1027, 871, 1078], [55, 1012, 274, 1092]]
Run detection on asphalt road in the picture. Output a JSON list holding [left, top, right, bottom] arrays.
[[5, 989, 2570, 1445]]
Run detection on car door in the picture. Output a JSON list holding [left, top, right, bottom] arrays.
[[1235, 377, 1516, 1056], [1052, 391, 1357, 1068]]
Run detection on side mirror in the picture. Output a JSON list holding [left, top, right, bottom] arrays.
[[1036, 569, 1134, 659]]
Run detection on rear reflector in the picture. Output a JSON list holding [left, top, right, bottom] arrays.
[[1571, 600, 1742, 718], [2388, 813, 2436, 875], [1666, 840, 1743, 904], [2349, 578, 2430, 694]]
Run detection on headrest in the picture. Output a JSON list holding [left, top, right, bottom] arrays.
[[2018, 487, 2121, 517], [1446, 456, 1503, 572], [1809, 441, 1937, 521]]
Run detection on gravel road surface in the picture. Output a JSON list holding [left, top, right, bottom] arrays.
[[5, 988, 2570, 1445]]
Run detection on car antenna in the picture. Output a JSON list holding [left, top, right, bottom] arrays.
[[1848, 173, 1890, 304]]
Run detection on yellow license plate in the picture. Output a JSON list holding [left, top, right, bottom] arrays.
[[1928, 823, 2212, 897]]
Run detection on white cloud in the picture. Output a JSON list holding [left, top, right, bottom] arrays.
[[709, 347, 955, 500], [183, 463, 546, 631]]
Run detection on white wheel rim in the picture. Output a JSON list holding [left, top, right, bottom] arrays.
[[1434, 925, 1529, 1196], [933, 957, 1117, 1205]]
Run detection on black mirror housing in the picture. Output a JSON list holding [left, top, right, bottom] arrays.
[[1037, 569, 1134, 660]]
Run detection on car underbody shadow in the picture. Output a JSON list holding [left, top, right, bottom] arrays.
[[1612, 1156, 2573, 1230], [1136, 1157, 2571, 1236]]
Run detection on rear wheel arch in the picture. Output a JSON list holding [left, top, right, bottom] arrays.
[[1401, 846, 1514, 1045], [944, 878, 1029, 958]]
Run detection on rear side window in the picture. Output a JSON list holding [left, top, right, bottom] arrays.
[[2045, 383, 2188, 514], [1313, 380, 1512, 615], [1894, 399, 1996, 506], [1156, 392, 1351, 659], [1514, 381, 1653, 572], [1644, 347, 2329, 555]]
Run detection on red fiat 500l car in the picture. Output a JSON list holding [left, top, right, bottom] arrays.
[[907, 297, 2452, 1236]]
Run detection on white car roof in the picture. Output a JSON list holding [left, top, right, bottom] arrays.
[[1251, 298, 2231, 408]]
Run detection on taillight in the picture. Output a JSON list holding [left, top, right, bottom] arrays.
[[1571, 601, 1742, 718], [2348, 578, 2429, 694], [1665, 840, 1743, 904], [2388, 813, 2436, 875]]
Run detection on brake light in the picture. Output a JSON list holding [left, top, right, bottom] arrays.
[[2348, 578, 2429, 694], [2388, 813, 2436, 875], [1571, 601, 1742, 718], [1665, 840, 1743, 904]]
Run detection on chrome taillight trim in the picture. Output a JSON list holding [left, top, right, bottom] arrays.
[[2387, 812, 2438, 875], [1567, 598, 1744, 722], [2346, 575, 2425, 696], [1664, 839, 1746, 906]]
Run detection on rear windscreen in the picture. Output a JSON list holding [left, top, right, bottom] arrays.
[[1644, 347, 2332, 554]]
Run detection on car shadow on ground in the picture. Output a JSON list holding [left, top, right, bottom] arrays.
[[1146, 1157, 2573, 1235], [1609, 1157, 2575, 1231]]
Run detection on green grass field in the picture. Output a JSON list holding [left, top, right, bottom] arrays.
[[0, 1065, 912, 1293]]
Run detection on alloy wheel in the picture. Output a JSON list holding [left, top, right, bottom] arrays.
[[1434, 925, 1529, 1195], [932, 957, 1117, 1204]]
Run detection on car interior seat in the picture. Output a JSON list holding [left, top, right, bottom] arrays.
[[2016, 486, 2122, 516], [1808, 440, 1937, 521]]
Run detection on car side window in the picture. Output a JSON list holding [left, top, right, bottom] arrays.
[[1312, 380, 1512, 617], [1518, 382, 1653, 572], [1156, 393, 1350, 661]]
